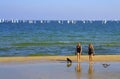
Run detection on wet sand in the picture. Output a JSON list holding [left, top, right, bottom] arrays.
[[0, 55, 120, 79], [0, 55, 120, 63], [0, 62, 120, 79]]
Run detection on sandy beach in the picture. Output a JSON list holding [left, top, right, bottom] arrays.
[[0, 55, 120, 79], [0, 55, 120, 63], [0, 58, 120, 79]]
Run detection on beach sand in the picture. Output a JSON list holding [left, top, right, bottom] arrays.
[[0, 55, 120, 63], [0, 55, 120, 79], [0, 60, 120, 79]]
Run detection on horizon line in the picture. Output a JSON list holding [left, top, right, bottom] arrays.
[[0, 19, 120, 21]]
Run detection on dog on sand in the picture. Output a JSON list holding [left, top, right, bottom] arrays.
[[66, 58, 72, 63]]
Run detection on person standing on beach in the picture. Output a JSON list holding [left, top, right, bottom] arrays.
[[88, 43, 95, 63], [76, 42, 82, 62]]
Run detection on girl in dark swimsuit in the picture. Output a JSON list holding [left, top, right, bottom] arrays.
[[88, 43, 95, 63], [76, 42, 82, 62]]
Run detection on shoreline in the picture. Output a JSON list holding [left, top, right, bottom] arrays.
[[0, 55, 120, 63]]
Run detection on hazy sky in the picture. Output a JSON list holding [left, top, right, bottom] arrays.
[[0, 0, 120, 20]]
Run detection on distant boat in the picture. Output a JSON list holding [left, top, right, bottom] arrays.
[[71, 20, 74, 24], [23, 20, 27, 23], [40, 20, 43, 23], [12, 19, 15, 23], [58, 20, 61, 24], [67, 20, 76, 24], [67, 20, 70, 24], [46, 20, 50, 23], [1, 19, 5, 23], [104, 20, 107, 24], [102, 20, 107, 24], [28, 20, 33, 24], [58, 20, 64, 24], [33, 20, 36, 24], [16, 20, 19, 23], [83, 20, 86, 24], [71, 20, 76, 24], [0, 19, 1, 23], [11, 19, 19, 23]]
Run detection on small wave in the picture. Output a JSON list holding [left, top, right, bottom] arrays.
[[101, 42, 120, 47], [0, 47, 12, 51], [12, 41, 76, 47]]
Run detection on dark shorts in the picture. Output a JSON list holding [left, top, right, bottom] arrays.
[[77, 50, 81, 53], [88, 52, 93, 55]]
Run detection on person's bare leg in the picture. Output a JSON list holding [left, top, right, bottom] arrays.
[[89, 55, 90, 62], [79, 53, 81, 62], [89, 55, 91, 62], [91, 54, 93, 63], [77, 53, 80, 62], [89, 55, 93, 63]]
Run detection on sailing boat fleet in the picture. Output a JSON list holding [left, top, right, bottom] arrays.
[[0, 19, 119, 24]]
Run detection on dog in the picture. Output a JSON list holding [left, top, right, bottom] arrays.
[[66, 58, 72, 63], [66, 58, 72, 67]]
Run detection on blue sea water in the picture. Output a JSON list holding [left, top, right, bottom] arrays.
[[0, 20, 120, 56]]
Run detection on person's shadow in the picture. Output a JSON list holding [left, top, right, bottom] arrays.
[[75, 63, 82, 79], [88, 63, 94, 79]]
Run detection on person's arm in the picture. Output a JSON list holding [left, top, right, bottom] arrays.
[[80, 46, 82, 53], [76, 46, 77, 52], [93, 47, 95, 56], [75, 46, 77, 55], [88, 47, 89, 54]]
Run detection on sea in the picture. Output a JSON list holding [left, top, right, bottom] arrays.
[[0, 20, 120, 56]]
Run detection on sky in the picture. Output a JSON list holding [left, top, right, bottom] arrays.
[[0, 0, 120, 20]]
